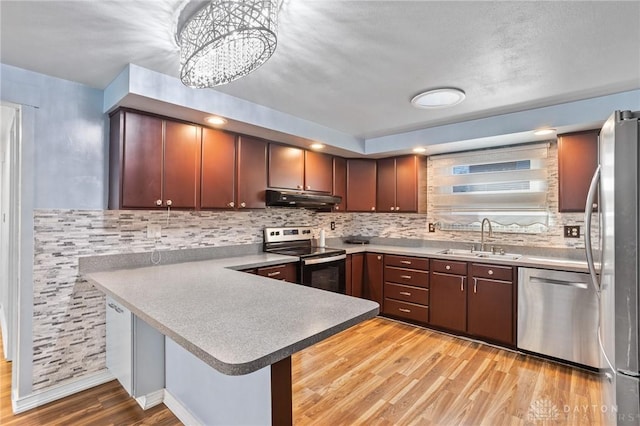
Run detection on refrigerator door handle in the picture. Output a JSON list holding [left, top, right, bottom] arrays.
[[598, 323, 615, 373], [584, 164, 601, 296]]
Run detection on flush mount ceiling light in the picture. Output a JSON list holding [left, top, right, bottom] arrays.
[[310, 143, 325, 150], [177, 0, 280, 88], [411, 88, 466, 109], [205, 115, 227, 125], [412, 147, 426, 153], [533, 128, 556, 136]]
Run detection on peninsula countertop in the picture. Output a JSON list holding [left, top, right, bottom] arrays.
[[85, 253, 379, 376]]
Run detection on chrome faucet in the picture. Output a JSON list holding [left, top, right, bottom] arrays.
[[480, 218, 493, 251]]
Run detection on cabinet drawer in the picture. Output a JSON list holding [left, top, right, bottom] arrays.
[[384, 282, 429, 305], [385, 266, 429, 288], [383, 298, 429, 323], [384, 255, 428, 270], [470, 263, 513, 281], [257, 263, 298, 283], [431, 259, 467, 275]]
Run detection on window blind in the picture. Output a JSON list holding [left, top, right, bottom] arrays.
[[430, 143, 550, 229]]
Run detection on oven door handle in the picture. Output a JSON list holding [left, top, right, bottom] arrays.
[[302, 254, 346, 265]]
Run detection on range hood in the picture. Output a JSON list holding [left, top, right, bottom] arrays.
[[265, 189, 341, 209]]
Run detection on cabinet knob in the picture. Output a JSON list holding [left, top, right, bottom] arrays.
[[228, 202, 235, 207], [166, 200, 172, 206], [488, 270, 494, 275], [390, 207, 394, 211], [395, 206, 400, 211], [240, 202, 246, 208], [371, 207, 375, 211], [306, 185, 311, 190], [377, 255, 382, 260], [335, 206, 340, 210], [297, 185, 303, 189], [155, 199, 162, 206], [445, 265, 451, 270]]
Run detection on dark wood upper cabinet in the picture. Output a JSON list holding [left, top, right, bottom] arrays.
[[268, 144, 332, 193], [346, 159, 377, 212], [558, 129, 599, 212], [332, 157, 347, 211], [237, 136, 267, 209], [201, 128, 236, 209], [117, 111, 164, 209], [376, 155, 425, 213], [304, 150, 333, 193], [164, 121, 200, 209], [111, 110, 199, 209], [268, 144, 305, 190]]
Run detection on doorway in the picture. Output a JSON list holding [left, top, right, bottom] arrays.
[[0, 102, 21, 362]]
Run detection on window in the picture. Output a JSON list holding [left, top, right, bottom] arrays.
[[429, 143, 549, 233]]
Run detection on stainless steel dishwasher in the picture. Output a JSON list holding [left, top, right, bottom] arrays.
[[518, 268, 602, 368]]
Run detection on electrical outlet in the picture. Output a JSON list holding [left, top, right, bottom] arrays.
[[147, 224, 161, 239], [428, 223, 436, 233], [564, 225, 580, 238], [330, 221, 336, 231]]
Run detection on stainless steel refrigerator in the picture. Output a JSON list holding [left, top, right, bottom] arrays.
[[585, 110, 640, 425]]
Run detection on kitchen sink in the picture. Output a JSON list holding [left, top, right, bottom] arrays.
[[438, 249, 521, 260]]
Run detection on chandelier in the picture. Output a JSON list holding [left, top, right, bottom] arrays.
[[177, 0, 279, 88]]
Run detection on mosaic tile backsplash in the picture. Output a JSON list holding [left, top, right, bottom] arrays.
[[32, 142, 591, 390]]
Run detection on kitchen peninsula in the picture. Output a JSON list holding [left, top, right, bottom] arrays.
[[84, 253, 379, 426]]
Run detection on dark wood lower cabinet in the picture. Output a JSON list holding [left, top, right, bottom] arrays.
[[257, 263, 298, 283], [364, 253, 383, 305], [349, 253, 364, 297], [429, 272, 467, 333], [467, 277, 513, 345]]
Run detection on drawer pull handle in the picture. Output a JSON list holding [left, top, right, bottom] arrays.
[[400, 260, 412, 265], [267, 271, 281, 277], [400, 275, 412, 280], [107, 302, 124, 314], [399, 291, 412, 296], [398, 308, 411, 313], [446, 265, 451, 270], [488, 270, 494, 275]]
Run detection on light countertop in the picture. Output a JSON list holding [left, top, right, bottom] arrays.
[[85, 253, 379, 376]]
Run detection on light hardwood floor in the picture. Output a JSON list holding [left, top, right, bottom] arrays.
[[1, 317, 604, 425]]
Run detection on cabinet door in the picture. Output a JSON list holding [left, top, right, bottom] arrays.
[[201, 128, 236, 209], [430, 272, 467, 332], [468, 278, 513, 345], [346, 159, 377, 212], [558, 130, 599, 212], [350, 253, 364, 297], [395, 155, 418, 212], [237, 136, 267, 208], [106, 297, 133, 395], [333, 157, 347, 211], [164, 121, 200, 208], [121, 112, 163, 208], [376, 157, 396, 212], [364, 253, 384, 305], [304, 151, 333, 192], [268, 144, 304, 190]]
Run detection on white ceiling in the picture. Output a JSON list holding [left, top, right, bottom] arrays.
[[1, 0, 639, 140]]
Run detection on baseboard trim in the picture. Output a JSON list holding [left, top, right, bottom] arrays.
[[12, 369, 115, 414], [163, 389, 203, 426], [135, 389, 165, 410]]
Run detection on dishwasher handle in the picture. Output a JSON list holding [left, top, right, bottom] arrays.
[[529, 276, 589, 289]]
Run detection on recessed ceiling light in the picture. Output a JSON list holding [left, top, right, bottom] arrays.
[[205, 116, 227, 126], [310, 143, 325, 150], [533, 128, 556, 136], [411, 88, 466, 109], [413, 147, 426, 153]]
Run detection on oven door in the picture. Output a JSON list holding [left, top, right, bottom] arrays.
[[300, 254, 346, 294]]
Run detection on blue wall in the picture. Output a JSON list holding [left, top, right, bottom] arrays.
[[1, 64, 106, 209]]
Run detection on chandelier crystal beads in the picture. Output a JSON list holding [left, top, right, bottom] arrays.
[[178, 0, 279, 88]]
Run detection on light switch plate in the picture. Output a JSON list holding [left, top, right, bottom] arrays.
[[147, 224, 161, 239]]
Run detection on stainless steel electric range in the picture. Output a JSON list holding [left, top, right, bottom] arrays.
[[263, 226, 346, 294]]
